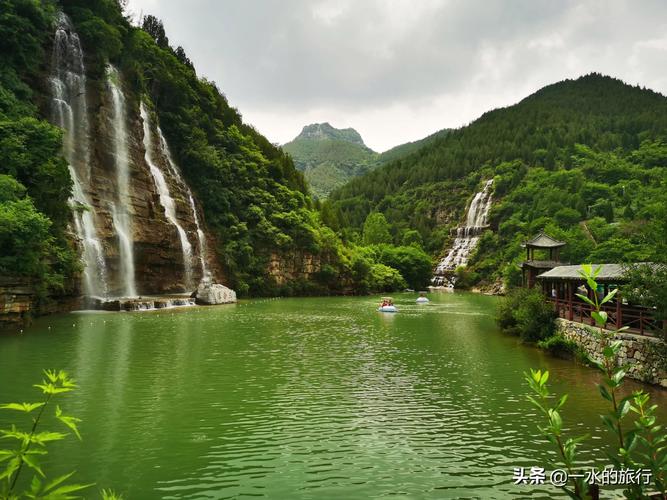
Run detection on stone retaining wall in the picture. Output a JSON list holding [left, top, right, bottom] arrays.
[[556, 318, 667, 388]]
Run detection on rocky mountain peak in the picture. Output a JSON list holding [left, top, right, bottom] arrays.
[[295, 122, 366, 146]]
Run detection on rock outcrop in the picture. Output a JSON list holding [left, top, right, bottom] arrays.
[[0, 277, 34, 328], [0, 276, 80, 329], [195, 282, 237, 305], [267, 252, 321, 286]]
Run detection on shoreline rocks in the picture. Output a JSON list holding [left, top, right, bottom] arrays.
[[195, 282, 237, 305]]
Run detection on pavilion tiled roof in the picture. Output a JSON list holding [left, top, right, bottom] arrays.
[[522, 232, 566, 248], [537, 264, 630, 282]]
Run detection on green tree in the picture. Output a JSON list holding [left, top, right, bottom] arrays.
[[401, 229, 423, 248], [379, 245, 432, 290], [362, 212, 392, 245], [369, 263, 406, 292]]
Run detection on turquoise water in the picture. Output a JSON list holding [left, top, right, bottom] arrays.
[[0, 293, 665, 498]]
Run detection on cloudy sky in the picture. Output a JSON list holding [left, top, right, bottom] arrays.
[[125, 0, 667, 152]]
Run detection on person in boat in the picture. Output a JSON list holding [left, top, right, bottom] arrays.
[[381, 299, 389, 307]]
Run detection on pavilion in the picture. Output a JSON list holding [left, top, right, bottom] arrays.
[[520, 232, 567, 288]]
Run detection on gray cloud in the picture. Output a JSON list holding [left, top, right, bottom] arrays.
[[126, 0, 667, 151]]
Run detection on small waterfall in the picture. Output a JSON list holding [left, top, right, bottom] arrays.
[[156, 124, 211, 281], [140, 102, 194, 289], [69, 171, 108, 297], [188, 193, 211, 281], [106, 65, 137, 297], [49, 13, 108, 298], [432, 179, 494, 286]]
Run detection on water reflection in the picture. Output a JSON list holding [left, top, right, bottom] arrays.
[[0, 294, 664, 499]]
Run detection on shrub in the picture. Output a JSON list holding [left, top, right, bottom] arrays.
[[453, 266, 479, 289], [537, 334, 581, 360], [496, 287, 556, 342], [0, 198, 52, 277], [502, 263, 522, 289]]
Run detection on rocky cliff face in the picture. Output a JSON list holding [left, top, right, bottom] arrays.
[[43, 13, 223, 302], [84, 78, 221, 296], [0, 277, 34, 328], [296, 123, 366, 146], [0, 276, 80, 329], [267, 252, 321, 286]]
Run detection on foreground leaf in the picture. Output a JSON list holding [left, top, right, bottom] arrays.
[[0, 403, 45, 413]]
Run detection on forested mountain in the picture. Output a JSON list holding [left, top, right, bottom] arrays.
[[374, 128, 451, 166], [2, 0, 666, 310], [283, 123, 452, 199], [0, 0, 438, 307], [283, 123, 378, 198], [0, 0, 323, 299], [326, 74, 667, 287]]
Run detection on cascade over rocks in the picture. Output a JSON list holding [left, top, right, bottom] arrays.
[[432, 180, 494, 287], [48, 13, 231, 304], [49, 12, 108, 300]]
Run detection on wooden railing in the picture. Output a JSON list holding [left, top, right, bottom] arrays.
[[547, 297, 662, 337]]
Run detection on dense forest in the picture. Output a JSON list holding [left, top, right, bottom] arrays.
[[0, 0, 434, 303], [0, 0, 78, 298], [326, 74, 667, 287]]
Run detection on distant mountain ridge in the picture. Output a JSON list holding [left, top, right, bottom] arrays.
[[283, 122, 451, 198], [283, 122, 377, 198]]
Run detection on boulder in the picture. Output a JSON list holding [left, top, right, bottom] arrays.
[[195, 282, 236, 305]]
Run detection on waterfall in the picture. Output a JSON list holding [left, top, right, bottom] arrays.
[[432, 179, 494, 286], [156, 124, 211, 282], [106, 65, 137, 297], [188, 194, 211, 282], [49, 13, 108, 298], [140, 103, 194, 289]]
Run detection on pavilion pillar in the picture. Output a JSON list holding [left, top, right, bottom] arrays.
[[567, 282, 573, 321], [616, 292, 622, 330]]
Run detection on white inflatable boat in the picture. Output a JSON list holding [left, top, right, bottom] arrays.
[[378, 305, 398, 313]]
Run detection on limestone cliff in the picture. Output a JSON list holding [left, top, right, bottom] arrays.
[[267, 252, 322, 286], [45, 12, 221, 300], [84, 75, 221, 295]]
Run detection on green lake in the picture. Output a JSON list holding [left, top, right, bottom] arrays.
[[1, 293, 665, 499]]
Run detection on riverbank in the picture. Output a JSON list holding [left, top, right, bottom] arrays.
[[0, 278, 237, 331]]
